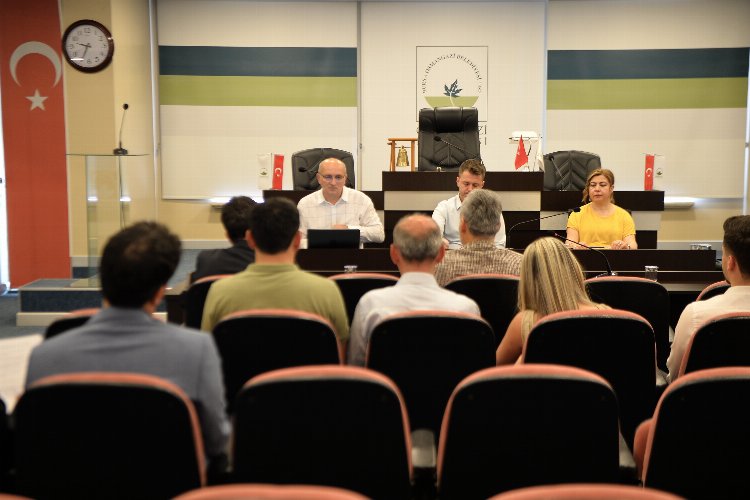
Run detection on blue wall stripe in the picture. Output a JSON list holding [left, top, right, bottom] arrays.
[[549, 48, 749, 80], [159, 46, 357, 77]]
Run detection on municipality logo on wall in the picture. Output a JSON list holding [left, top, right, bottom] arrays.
[[417, 46, 487, 118]]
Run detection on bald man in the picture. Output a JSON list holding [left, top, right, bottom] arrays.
[[347, 214, 480, 366], [297, 157, 384, 248]]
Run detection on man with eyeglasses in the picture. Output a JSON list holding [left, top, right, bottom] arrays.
[[297, 157, 384, 247]]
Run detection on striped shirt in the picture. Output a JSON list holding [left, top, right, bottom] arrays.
[[435, 240, 523, 287]]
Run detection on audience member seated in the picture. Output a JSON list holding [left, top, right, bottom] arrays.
[[201, 198, 349, 343], [297, 157, 384, 248], [435, 189, 522, 286], [25, 222, 230, 465], [432, 159, 507, 249], [496, 237, 609, 364], [191, 196, 257, 282], [668, 215, 750, 380], [347, 214, 479, 365], [566, 168, 637, 250]]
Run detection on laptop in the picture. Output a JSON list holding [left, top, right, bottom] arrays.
[[307, 229, 361, 249]]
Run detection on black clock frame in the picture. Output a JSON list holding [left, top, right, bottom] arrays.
[[61, 19, 114, 73]]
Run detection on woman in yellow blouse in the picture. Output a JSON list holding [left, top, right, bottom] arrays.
[[566, 168, 637, 250]]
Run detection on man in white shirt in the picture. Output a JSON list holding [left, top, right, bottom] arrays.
[[667, 215, 750, 380], [297, 157, 384, 247], [432, 158, 506, 249], [347, 214, 480, 366]]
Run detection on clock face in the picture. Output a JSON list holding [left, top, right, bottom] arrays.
[[62, 20, 114, 72]]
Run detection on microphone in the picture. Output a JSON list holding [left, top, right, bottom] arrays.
[[113, 103, 129, 155], [434, 135, 476, 168], [553, 233, 616, 277], [506, 207, 581, 237]]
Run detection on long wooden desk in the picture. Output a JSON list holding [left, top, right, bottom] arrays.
[[166, 248, 722, 327]]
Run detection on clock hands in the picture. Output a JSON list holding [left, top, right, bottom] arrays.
[[77, 42, 91, 58]]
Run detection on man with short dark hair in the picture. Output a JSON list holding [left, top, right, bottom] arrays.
[[192, 196, 258, 282], [432, 158, 507, 250], [435, 189, 522, 286], [26, 222, 230, 463], [201, 198, 349, 341], [297, 157, 384, 248], [667, 215, 750, 380], [347, 214, 480, 366]]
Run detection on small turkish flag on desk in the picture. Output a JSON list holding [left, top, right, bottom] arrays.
[[514, 136, 529, 170], [272, 154, 284, 190], [644, 154, 655, 191]]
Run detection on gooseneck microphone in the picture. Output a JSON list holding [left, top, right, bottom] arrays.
[[434, 135, 476, 168], [553, 233, 617, 277], [113, 103, 129, 155], [506, 207, 581, 237]]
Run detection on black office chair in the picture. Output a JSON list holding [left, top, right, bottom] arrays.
[[543, 150, 601, 191], [417, 107, 480, 171], [291, 148, 355, 191], [678, 312, 750, 377]]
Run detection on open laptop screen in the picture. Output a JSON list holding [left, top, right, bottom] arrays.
[[306, 229, 361, 249]]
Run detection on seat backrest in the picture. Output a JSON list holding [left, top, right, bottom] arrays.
[[184, 274, 232, 329], [44, 308, 99, 339], [522, 309, 656, 446], [696, 279, 730, 301], [438, 365, 620, 500], [13, 372, 205, 500], [418, 107, 480, 171], [366, 310, 495, 434], [174, 484, 368, 500], [488, 483, 684, 500], [212, 309, 341, 411], [291, 148, 355, 191], [640, 367, 750, 498], [232, 365, 412, 499], [444, 273, 520, 347], [585, 276, 670, 371], [679, 312, 750, 377], [329, 273, 399, 325], [543, 150, 601, 191]]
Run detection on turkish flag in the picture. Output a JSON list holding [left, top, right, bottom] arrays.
[[644, 154, 655, 191], [0, 0, 69, 286], [272, 154, 284, 190], [514, 135, 529, 170]]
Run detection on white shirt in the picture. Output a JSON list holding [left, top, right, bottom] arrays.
[[667, 285, 750, 380], [347, 272, 480, 366], [298, 186, 384, 248], [432, 194, 507, 250]]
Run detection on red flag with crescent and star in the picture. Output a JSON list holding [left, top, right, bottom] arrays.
[[0, 0, 70, 286], [272, 154, 284, 190], [514, 135, 529, 170], [644, 154, 655, 191]]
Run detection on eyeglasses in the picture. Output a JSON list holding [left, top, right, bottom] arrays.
[[319, 174, 346, 182]]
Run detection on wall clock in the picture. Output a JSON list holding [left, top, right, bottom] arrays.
[[62, 19, 114, 73]]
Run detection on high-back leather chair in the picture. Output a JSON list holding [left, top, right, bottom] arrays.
[[696, 279, 730, 301], [174, 484, 368, 500], [522, 309, 657, 447], [232, 365, 413, 499], [634, 367, 750, 499], [13, 372, 205, 500], [438, 365, 621, 500], [543, 150, 601, 191], [678, 312, 750, 377], [418, 107, 480, 171], [184, 274, 231, 329], [211, 309, 341, 411], [366, 310, 495, 435], [585, 276, 670, 371], [291, 148, 355, 190], [44, 308, 99, 339], [329, 273, 399, 325], [489, 483, 684, 500], [444, 273, 520, 348]]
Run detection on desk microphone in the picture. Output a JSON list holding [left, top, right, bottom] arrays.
[[507, 207, 580, 238], [113, 103, 129, 155], [553, 233, 616, 277], [434, 135, 476, 167]]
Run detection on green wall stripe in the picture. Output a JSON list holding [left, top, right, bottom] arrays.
[[547, 78, 748, 110], [159, 75, 357, 107]]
